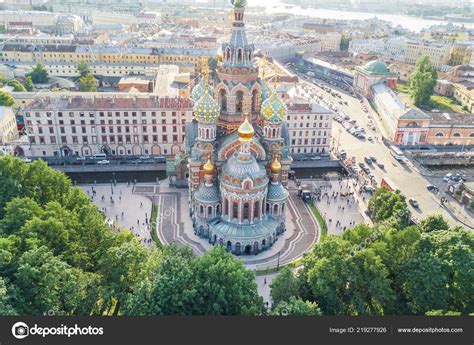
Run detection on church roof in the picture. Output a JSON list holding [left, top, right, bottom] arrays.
[[209, 214, 278, 240], [260, 91, 287, 122], [193, 90, 220, 123], [195, 183, 220, 203], [267, 182, 288, 201], [222, 153, 267, 183], [356, 59, 397, 76]]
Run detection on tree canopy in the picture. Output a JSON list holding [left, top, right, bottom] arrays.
[[26, 63, 49, 84], [408, 55, 438, 107], [0, 91, 15, 107], [79, 73, 97, 92]]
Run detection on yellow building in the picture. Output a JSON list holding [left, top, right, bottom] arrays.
[[405, 41, 450, 70]]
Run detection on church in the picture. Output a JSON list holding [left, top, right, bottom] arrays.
[[178, 0, 292, 255]]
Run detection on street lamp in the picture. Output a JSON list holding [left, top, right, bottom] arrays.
[[110, 179, 113, 195], [277, 251, 281, 271]]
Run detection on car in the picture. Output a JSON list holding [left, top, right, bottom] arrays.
[[408, 198, 419, 208], [311, 156, 321, 161], [139, 155, 150, 160], [97, 160, 110, 165], [376, 162, 385, 170], [357, 133, 366, 139], [368, 156, 377, 163], [367, 136, 373, 142], [21, 157, 32, 163], [76, 156, 86, 161], [443, 173, 453, 182], [364, 156, 373, 165], [358, 162, 366, 169], [451, 174, 462, 182], [461, 175, 467, 181], [426, 184, 439, 192]]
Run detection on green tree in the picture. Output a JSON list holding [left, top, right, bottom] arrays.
[[77, 61, 90, 78], [98, 233, 148, 315], [408, 55, 437, 106], [271, 296, 321, 316], [23, 76, 34, 92], [419, 214, 449, 232], [270, 266, 299, 305], [340, 33, 351, 51], [368, 188, 410, 228], [0, 278, 16, 315], [26, 63, 49, 84], [399, 251, 449, 314], [126, 246, 197, 316], [6, 79, 26, 92], [0, 91, 15, 106], [13, 246, 98, 315], [79, 73, 96, 92], [194, 245, 262, 315]]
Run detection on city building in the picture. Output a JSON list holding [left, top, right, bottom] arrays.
[[449, 41, 473, 66], [394, 112, 474, 146], [181, 1, 291, 255], [0, 106, 19, 146], [285, 96, 332, 156], [349, 36, 406, 62], [19, 93, 193, 158], [405, 40, 450, 70], [353, 59, 398, 97], [452, 81, 474, 113]]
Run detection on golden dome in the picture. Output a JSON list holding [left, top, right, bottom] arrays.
[[238, 116, 255, 141], [203, 158, 215, 174], [270, 156, 281, 173]]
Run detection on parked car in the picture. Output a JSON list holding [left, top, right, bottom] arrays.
[[97, 160, 110, 165], [364, 157, 373, 165], [367, 136, 374, 142], [369, 156, 377, 163], [408, 198, 419, 208], [443, 173, 453, 182], [21, 157, 32, 163], [76, 156, 86, 161], [451, 174, 462, 182], [426, 184, 439, 192], [139, 155, 150, 160], [376, 162, 385, 170]]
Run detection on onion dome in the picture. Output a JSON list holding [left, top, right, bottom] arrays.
[[267, 182, 288, 201], [260, 91, 287, 123], [203, 158, 215, 175], [194, 90, 220, 123], [261, 78, 274, 102], [191, 78, 206, 102], [222, 154, 267, 185], [238, 116, 255, 141], [194, 183, 220, 204], [270, 156, 282, 173]]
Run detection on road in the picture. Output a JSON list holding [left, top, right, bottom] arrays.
[[294, 73, 472, 228]]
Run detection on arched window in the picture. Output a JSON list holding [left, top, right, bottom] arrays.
[[236, 91, 244, 113], [266, 203, 270, 213], [219, 89, 227, 112], [243, 202, 249, 221], [252, 89, 258, 113], [281, 203, 285, 214], [224, 199, 229, 216], [244, 181, 252, 189], [232, 202, 238, 221], [237, 49, 243, 63], [435, 133, 444, 137], [273, 204, 279, 215], [470, 133, 474, 137], [207, 206, 213, 217], [254, 201, 259, 219], [452, 133, 461, 137], [200, 205, 204, 216]]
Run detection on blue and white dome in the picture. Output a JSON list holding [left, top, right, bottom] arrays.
[[194, 90, 220, 123], [267, 182, 288, 201], [195, 183, 220, 203]]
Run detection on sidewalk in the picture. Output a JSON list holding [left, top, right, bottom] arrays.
[[80, 183, 154, 246], [310, 179, 368, 235]]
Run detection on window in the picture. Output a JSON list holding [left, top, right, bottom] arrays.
[[452, 133, 461, 137], [435, 133, 444, 137]]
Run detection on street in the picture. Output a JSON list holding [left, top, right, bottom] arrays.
[[294, 72, 473, 228]]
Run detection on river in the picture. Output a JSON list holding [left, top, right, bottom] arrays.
[[247, 0, 472, 32]]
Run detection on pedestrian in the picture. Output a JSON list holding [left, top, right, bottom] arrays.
[[121, 211, 124, 218], [119, 196, 121, 201], [140, 202, 143, 208], [137, 219, 140, 225], [264, 278, 267, 285]]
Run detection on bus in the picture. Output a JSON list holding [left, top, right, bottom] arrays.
[[92, 153, 107, 160], [380, 177, 398, 192], [390, 145, 404, 161]]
